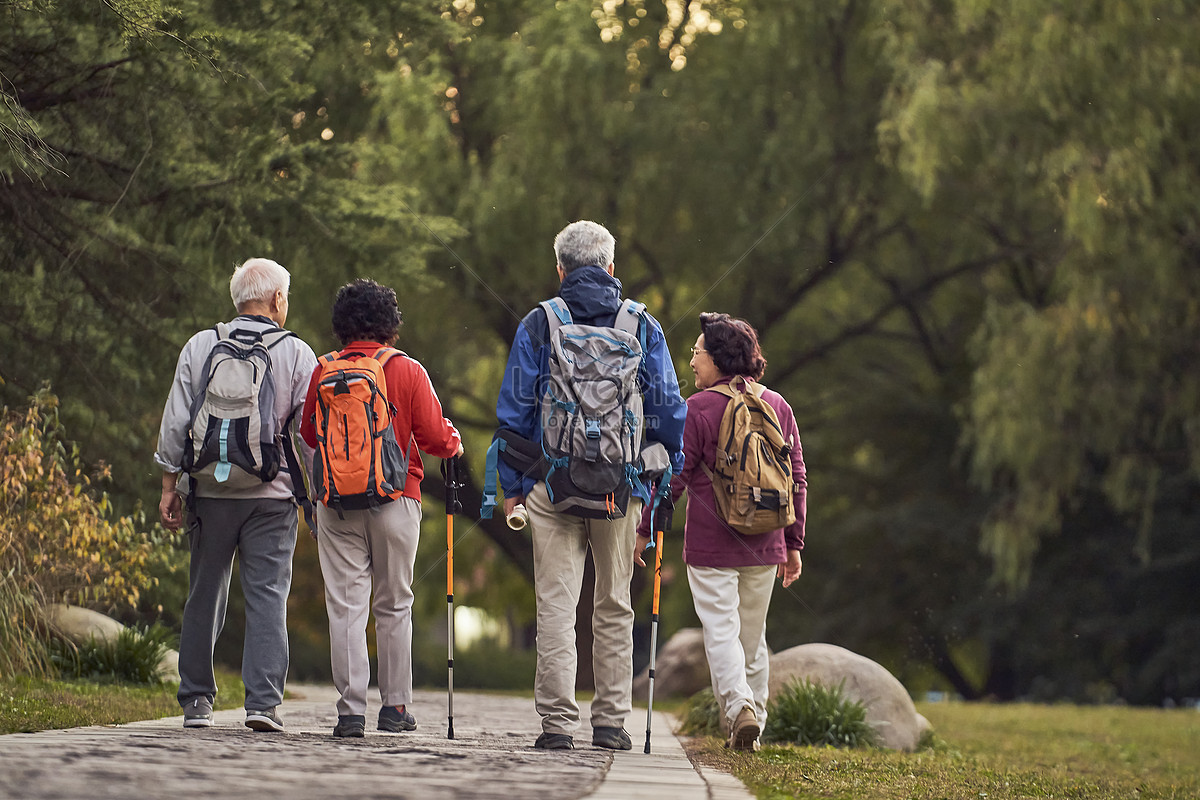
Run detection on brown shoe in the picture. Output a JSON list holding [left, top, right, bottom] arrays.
[[728, 706, 760, 752]]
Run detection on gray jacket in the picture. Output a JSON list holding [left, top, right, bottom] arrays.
[[154, 315, 318, 500]]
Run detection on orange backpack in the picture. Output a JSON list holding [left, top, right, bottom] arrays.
[[312, 347, 411, 515]]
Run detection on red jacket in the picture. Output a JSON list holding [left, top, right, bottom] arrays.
[[300, 342, 461, 501]]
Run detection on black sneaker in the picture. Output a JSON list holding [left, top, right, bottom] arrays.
[[182, 697, 213, 729], [592, 726, 632, 750], [377, 705, 417, 732], [245, 707, 284, 732], [534, 732, 575, 750], [333, 715, 366, 738]]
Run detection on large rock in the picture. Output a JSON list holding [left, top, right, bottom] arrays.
[[46, 603, 180, 682], [768, 643, 930, 751], [633, 627, 710, 699]]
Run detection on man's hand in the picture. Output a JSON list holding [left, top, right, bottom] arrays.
[[159, 490, 182, 531], [777, 549, 803, 588], [634, 534, 653, 567], [159, 472, 182, 530], [503, 495, 525, 519]]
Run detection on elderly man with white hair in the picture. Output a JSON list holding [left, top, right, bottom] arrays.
[[492, 221, 686, 750], [154, 257, 317, 732]]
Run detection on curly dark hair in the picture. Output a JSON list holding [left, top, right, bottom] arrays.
[[699, 312, 767, 380], [331, 279, 403, 346]]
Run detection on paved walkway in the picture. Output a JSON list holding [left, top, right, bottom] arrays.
[[0, 685, 751, 799]]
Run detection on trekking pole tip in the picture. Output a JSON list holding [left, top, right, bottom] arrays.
[[643, 734, 651, 754]]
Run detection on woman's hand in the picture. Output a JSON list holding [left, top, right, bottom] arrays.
[[778, 549, 802, 587]]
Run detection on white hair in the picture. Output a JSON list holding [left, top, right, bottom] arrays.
[[553, 220, 615, 274], [230, 258, 290, 308]]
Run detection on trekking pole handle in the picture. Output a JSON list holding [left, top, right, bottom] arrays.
[[442, 455, 463, 514]]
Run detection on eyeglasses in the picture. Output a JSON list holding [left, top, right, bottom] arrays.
[[690, 347, 707, 357]]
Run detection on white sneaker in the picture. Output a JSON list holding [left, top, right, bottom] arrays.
[[245, 707, 284, 732]]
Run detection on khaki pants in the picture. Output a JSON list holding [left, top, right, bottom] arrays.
[[687, 563, 776, 729], [316, 497, 421, 717], [527, 482, 642, 736]]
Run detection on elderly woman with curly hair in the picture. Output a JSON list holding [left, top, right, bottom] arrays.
[[637, 312, 806, 752], [300, 279, 462, 739]]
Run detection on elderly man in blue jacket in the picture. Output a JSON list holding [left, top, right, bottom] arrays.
[[495, 220, 686, 751]]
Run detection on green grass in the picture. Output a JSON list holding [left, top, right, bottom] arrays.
[[0, 670, 245, 734], [686, 701, 1200, 800]]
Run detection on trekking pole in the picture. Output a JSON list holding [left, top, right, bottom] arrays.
[[442, 455, 463, 739], [644, 481, 674, 754]]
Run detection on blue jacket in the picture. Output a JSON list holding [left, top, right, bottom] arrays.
[[495, 266, 686, 502]]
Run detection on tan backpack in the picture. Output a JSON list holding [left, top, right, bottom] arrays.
[[700, 377, 797, 535]]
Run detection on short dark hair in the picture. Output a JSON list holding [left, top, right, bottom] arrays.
[[699, 312, 767, 380], [331, 279, 402, 346]]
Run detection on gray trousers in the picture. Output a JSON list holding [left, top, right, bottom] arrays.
[[316, 497, 421, 717], [527, 482, 642, 736], [177, 497, 297, 711]]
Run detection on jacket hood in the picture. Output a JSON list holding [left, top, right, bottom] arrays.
[[557, 265, 623, 324]]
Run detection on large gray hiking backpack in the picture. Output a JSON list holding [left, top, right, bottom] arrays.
[[183, 323, 297, 491], [539, 297, 653, 519]]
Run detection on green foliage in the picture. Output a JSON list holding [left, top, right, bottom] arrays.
[[6, 0, 1200, 709], [47, 624, 176, 685], [0, 386, 176, 679], [762, 679, 877, 749], [677, 687, 722, 737], [412, 634, 536, 692]]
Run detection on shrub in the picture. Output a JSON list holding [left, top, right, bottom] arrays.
[[0, 386, 177, 678], [763, 678, 877, 748], [678, 687, 723, 737], [48, 624, 176, 684]]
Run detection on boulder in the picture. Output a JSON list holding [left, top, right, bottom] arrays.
[[46, 603, 180, 682], [768, 643, 931, 751], [633, 627, 710, 699]]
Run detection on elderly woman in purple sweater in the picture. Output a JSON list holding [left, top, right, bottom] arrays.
[[636, 312, 806, 752]]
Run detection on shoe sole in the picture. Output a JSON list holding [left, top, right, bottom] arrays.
[[377, 722, 417, 732], [333, 728, 365, 738], [730, 722, 761, 752], [535, 738, 575, 750], [592, 739, 632, 750], [183, 718, 213, 729], [245, 715, 284, 732]]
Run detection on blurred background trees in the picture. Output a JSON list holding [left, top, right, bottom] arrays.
[[3, 0, 1197, 703]]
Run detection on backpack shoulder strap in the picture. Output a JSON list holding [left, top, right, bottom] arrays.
[[614, 298, 647, 352], [540, 298, 571, 338], [373, 347, 407, 367], [614, 299, 644, 336], [261, 328, 297, 349], [704, 383, 738, 400]]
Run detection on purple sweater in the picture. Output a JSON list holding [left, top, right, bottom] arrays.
[[638, 377, 807, 567]]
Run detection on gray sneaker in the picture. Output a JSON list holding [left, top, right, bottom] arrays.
[[592, 726, 632, 750], [333, 715, 366, 738], [534, 732, 574, 750], [377, 705, 417, 732], [183, 697, 213, 729], [245, 707, 284, 732]]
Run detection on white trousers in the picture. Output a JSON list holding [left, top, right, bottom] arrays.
[[316, 497, 421, 717], [687, 563, 776, 728], [527, 482, 642, 736]]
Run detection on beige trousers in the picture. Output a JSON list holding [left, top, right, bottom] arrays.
[[527, 482, 642, 736], [316, 497, 421, 717], [687, 563, 776, 729]]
